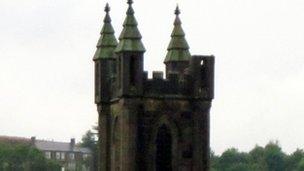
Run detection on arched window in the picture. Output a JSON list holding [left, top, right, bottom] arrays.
[[155, 124, 172, 171]]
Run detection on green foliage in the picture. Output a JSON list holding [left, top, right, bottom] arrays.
[[216, 148, 251, 171], [264, 141, 285, 171], [80, 130, 97, 151], [211, 141, 304, 171], [80, 129, 98, 171], [0, 142, 61, 171], [285, 149, 304, 171], [296, 158, 304, 171]]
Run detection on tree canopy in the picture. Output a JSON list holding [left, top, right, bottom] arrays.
[[0, 142, 61, 171], [211, 141, 304, 171], [80, 129, 98, 171]]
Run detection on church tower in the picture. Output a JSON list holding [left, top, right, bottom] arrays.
[[93, 1, 215, 171]]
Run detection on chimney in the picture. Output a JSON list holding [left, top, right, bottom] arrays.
[[30, 136, 36, 146], [70, 138, 75, 150]]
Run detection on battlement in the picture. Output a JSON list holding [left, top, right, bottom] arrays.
[[141, 55, 214, 99], [93, 0, 214, 103], [143, 71, 181, 80], [143, 71, 184, 97]]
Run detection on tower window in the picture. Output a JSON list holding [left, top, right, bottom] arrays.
[[95, 63, 100, 97], [118, 57, 121, 88], [130, 56, 136, 86]]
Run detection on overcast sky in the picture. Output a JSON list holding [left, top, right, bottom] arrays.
[[0, 0, 304, 155]]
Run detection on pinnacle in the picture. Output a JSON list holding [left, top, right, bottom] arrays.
[[174, 5, 182, 26], [105, 3, 110, 13], [127, 0, 133, 5], [164, 5, 191, 63], [115, 0, 145, 53], [126, 2, 135, 15], [175, 5, 180, 15], [103, 3, 111, 23], [93, 3, 118, 60]]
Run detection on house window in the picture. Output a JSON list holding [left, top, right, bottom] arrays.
[[61, 152, 65, 160], [83, 154, 89, 159], [45, 151, 51, 159], [56, 152, 60, 160], [69, 153, 75, 160]]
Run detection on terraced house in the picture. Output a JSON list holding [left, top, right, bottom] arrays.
[[31, 137, 92, 171], [0, 136, 92, 171]]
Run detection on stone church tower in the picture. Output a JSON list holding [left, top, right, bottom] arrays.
[[93, 1, 214, 171]]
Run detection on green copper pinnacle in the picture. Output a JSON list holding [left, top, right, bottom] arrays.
[[93, 3, 118, 60], [115, 0, 145, 53], [164, 5, 191, 63]]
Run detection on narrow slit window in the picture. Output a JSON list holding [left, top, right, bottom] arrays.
[[130, 56, 136, 86], [95, 63, 100, 97]]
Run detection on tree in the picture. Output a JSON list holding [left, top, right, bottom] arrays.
[[80, 130, 98, 171], [285, 149, 304, 171], [0, 142, 61, 171], [210, 141, 304, 171], [216, 148, 250, 171], [249, 145, 267, 171], [264, 141, 285, 171], [296, 158, 304, 171], [210, 150, 220, 171], [81, 130, 97, 151]]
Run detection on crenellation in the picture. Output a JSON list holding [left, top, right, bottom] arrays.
[[152, 71, 164, 80], [188, 55, 215, 99], [93, 2, 214, 171], [167, 71, 179, 82], [143, 71, 148, 81]]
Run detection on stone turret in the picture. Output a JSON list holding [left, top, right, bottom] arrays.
[[164, 6, 191, 76], [93, 3, 118, 103], [115, 0, 145, 53], [115, 0, 145, 96], [93, 3, 118, 61]]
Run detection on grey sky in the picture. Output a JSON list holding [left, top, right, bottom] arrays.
[[0, 0, 304, 154]]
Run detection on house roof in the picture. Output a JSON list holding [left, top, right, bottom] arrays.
[[34, 140, 92, 154], [0, 135, 91, 154]]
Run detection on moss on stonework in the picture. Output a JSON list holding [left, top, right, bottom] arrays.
[[164, 6, 191, 63], [93, 4, 118, 60], [115, 39, 145, 53], [115, 3, 145, 53]]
